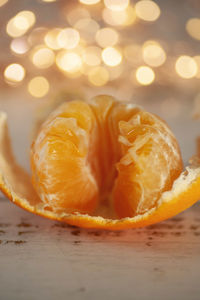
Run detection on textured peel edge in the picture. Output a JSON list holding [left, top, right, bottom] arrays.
[[0, 111, 200, 230]]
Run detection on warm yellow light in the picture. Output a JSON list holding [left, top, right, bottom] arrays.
[[4, 63, 25, 83], [82, 46, 101, 66], [79, 0, 100, 4], [135, 0, 160, 22], [102, 47, 122, 67], [102, 6, 136, 26], [66, 8, 90, 26], [28, 76, 49, 98], [136, 66, 155, 85], [74, 18, 99, 41], [175, 56, 197, 79], [44, 28, 62, 50], [0, 0, 8, 7], [31, 47, 55, 69], [6, 11, 36, 37], [10, 37, 30, 55], [108, 64, 123, 80], [57, 28, 80, 49], [104, 0, 129, 11], [42, 0, 57, 2], [124, 44, 142, 64], [13, 16, 29, 30], [142, 42, 166, 67], [88, 66, 109, 86], [56, 51, 82, 73], [95, 27, 119, 48], [194, 56, 200, 79], [17, 11, 35, 27], [186, 18, 200, 41]]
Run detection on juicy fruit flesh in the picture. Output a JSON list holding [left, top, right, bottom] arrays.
[[30, 96, 183, 219]]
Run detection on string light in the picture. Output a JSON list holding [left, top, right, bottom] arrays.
[[136, 66, 155, 85], [175, 56, 197, 79], [102, 47, 122, 66], [4, 63, 25, 83], [2, 0, 200, 94], [28, 76, 49, 98], [135, 0, 160, 22]]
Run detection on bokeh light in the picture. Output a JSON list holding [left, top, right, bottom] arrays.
[[28, 76, 49, 98], [4, 63, 25, 83], [0, 0, 8, 7], [103, 6, 136, 26], [108, 64, 123, 81], [136, 66, 155, 85], [10, 37, 30, 55], [74, 18, 99, 41], [7, 11, 36, 37], [194, 56, 200, 79], [31, 46, 55, 69], [57, 28, 80, 49], [135, 0, 160, 22], [42, 0, 57, 2], [66, 8, 90, 26], [79, 0, 100, 5], [95, 27, 119, 48], [142, 41, 166, 67], [88, 66, 109, 86], [124, 44, 142, 64], [56, 51, 82, 73], [44, 28, 62, 50], [104, 0, 129, 12], [102, 47, 122, 66], [82, 46, 101, 66], [186, 18, 200, 41], [175, 56, 197, 79]]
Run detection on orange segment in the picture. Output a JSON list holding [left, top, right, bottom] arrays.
[[113, 111, 183, 217], [31, 101, 99, 214], [0, 96, 200, 230]]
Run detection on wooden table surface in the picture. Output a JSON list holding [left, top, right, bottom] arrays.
[[0, 196, 200, 300]]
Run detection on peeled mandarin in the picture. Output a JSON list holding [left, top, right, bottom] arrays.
[[30, 95, 183, 218]]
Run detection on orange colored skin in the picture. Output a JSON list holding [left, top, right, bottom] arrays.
[[0, 106, 200, 230], [1, 173, 200, 230]]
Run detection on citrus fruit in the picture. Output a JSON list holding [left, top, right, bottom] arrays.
[[0, 95, 200, 230]]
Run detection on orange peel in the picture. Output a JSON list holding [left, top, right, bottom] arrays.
[[0, 97, 200, 230]]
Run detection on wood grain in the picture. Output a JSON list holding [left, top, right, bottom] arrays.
[[0, 197, 200, 300]]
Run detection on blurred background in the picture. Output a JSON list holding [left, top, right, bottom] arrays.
[[0, 0, 199, 170]]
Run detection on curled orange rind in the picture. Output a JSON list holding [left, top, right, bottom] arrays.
[[0, 97, 200, 230]]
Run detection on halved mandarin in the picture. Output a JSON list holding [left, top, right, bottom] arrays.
[[0, 95, 200, 230]]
